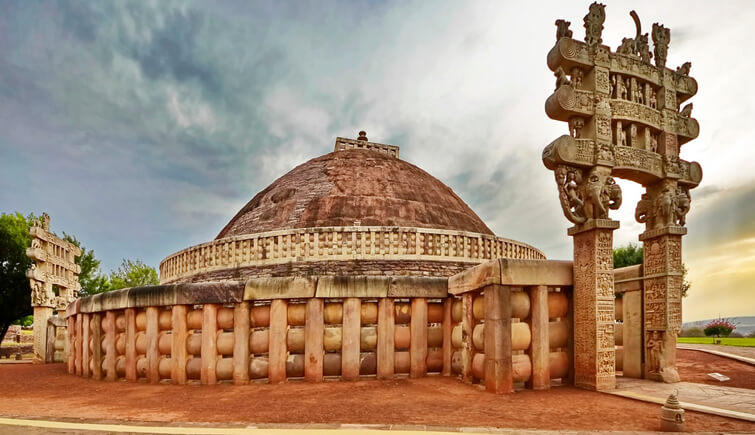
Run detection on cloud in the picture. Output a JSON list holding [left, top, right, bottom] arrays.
[[1, 0, 754, 311]]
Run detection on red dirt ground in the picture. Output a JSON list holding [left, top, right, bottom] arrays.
[[0, 354, 752, 433], [677, 348, 755, 389]]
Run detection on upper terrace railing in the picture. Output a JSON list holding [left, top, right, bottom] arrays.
[[159, 227, 545, 284]]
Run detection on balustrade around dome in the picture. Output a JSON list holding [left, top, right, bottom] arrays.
[[159, 226, 545, 285]]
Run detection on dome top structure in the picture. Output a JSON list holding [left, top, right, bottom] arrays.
[[159, 135, 544, 285], [217, 137, 493, 239]]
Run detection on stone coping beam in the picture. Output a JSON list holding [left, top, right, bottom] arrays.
[[447, 259, 573, 295], [614, 264, 643, 294], [66, 275, 450, 316]]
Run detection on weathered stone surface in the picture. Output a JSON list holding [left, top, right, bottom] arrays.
[[180, 260, 481, 284], [387, 276, 447, 298], [544, 5, 702, 391], [614, 264, 642, 293], [216, 149, 494, 239], [244, 277, 316, 300], [448, 259, 573, 295], [315, 276, 390, 298], [76, 282, 245, 313]]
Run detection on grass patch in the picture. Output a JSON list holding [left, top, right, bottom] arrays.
[[677, 337, 755, 347]]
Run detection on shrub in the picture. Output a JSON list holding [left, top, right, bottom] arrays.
[[728, 331, 743, 338], [703, 318, 735, 338], [679, 326, 705, 337]]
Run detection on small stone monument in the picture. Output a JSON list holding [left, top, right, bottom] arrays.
[[660, 390, 685, 432]]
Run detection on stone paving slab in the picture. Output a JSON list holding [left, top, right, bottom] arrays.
[[678, 344, 755, 365], [610, 378, 755, 423]]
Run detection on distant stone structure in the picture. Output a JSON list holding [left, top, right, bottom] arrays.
[[543, 4, 702, 389], [26, 213, 81, 363]]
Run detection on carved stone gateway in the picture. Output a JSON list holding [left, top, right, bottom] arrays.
[[26, 213, 81, 363], [543, 4, 702, 389]]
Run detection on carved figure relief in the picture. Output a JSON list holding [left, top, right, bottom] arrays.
[[556, 19, 573, 40], [679, 103, 693, 118], [616, 10, 652, 65], [638, 33, 652, 63], [619, 76, 628, 100], [629, 123, 637, 146], [571, 67, 584, 89], [654, 186, 682, 228], [555, 66, 572, 90], [646, 330, 664, 374], [597, 142, 613, 162], [649, 88, 657, 109], [674, 186, 691, 226], [652, 23, 670, 68], [583, 2, 606, 46], [569, 117, 585, 138], [30, 280, 55, 307], [600, 176, 623, 212], [555, 165, 585, 223], [635, 192, 655, 228], [676, 62, 691, 76]]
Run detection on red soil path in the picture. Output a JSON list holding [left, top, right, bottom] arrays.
[[676, 348, 755, 389], [0, 354, 752, 433]]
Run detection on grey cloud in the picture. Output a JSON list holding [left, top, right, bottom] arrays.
[[686, 183, 755, 250]]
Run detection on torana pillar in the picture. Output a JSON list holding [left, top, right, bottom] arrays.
[[570, 219, 618, 390]]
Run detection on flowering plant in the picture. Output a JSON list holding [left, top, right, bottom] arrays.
[[703, 318, 735, 338]]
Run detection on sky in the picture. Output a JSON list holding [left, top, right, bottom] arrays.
[[1, 1, 753, 322]]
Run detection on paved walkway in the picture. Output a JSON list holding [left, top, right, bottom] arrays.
[[677, 344, 755, 365], [0, 417, 716, 435], [610, 378, 755, 422]]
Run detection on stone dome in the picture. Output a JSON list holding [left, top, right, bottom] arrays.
[[216, 147, 494, 239]]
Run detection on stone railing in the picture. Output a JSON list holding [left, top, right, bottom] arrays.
[[448, 259, 573, 393], [64, 276, 455, 384], [159, 227, 545, 284], [334, 137, 400, 158], [64, 260, 574, 394]]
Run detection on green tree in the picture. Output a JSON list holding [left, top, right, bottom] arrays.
[[0, 212, 39, 344], [613, 243, 644, 268], [613, 243, 691, 297], [109, 259, 159, 290], [62, 233, 111, 296], [681, 263, 691, 298]]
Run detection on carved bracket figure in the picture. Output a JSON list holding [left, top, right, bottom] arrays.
[[583, 2, 606, 46], [652, 23, 670, 68], [554, 165, 621, 224], [555, 19, 573, 41], [554, 66, 572, 91], [676, 62, 691, 76]]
